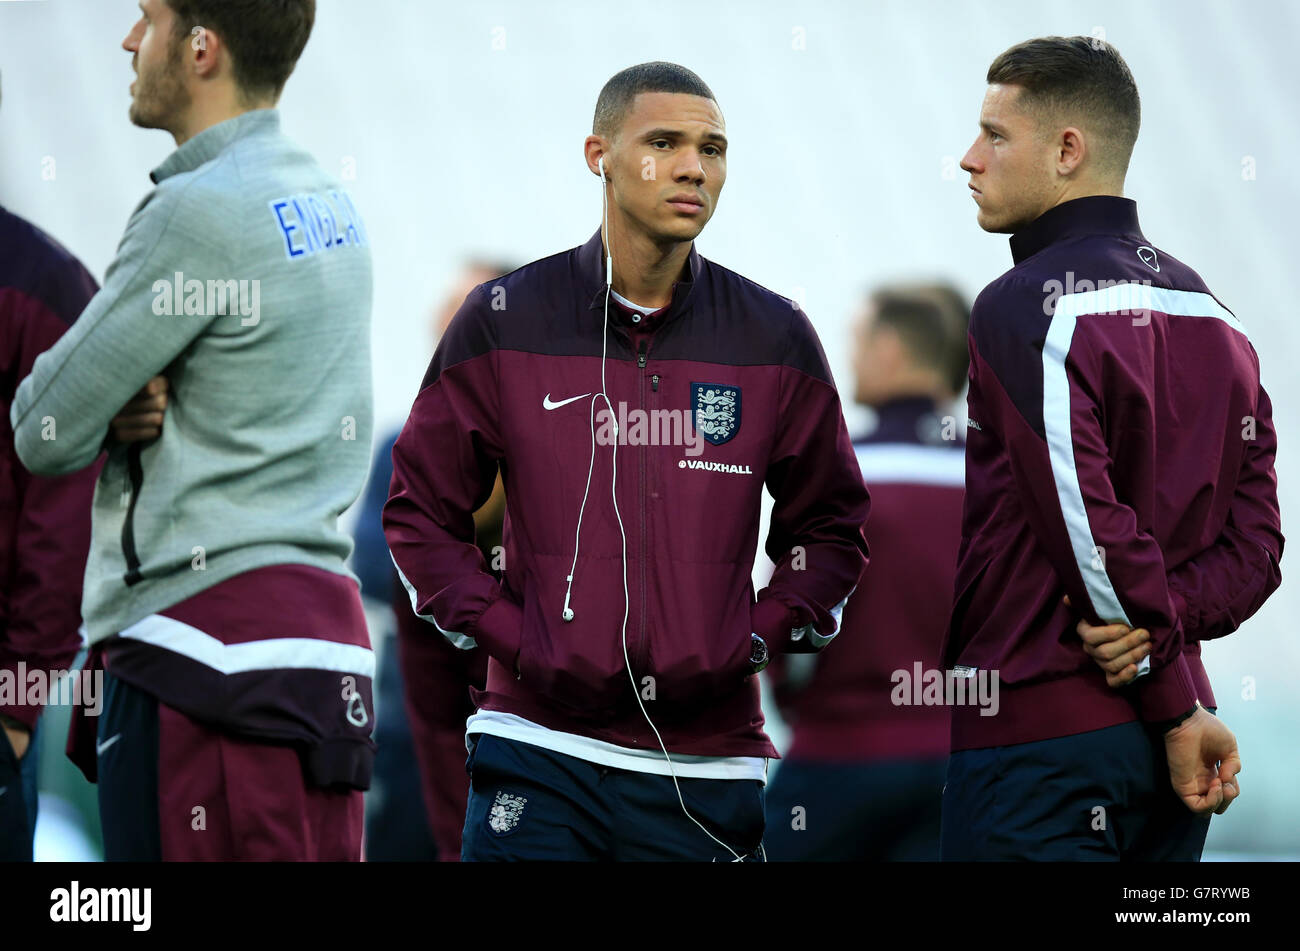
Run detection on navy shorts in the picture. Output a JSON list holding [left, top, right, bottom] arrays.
[[941, 718, 1213, 861], [461, 733, 766, 861]]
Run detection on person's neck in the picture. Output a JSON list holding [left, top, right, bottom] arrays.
[[864, 382, 942, 411], [1048, 176, 1125, 211], [603, 212, 692, 309], [171, 96, 270, 147]]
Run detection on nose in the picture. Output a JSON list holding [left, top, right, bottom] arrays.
[[960, 139, 982, 175], [673, 148, 706, 185], [123, 19, 142, 54]]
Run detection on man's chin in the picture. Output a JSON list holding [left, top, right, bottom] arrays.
[[655, 214, 708, 244], [128, 102, 161, 130]]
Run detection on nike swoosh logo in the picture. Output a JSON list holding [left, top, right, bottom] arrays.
[[97, 734, 122, 756], [543, 392, 591, 411]]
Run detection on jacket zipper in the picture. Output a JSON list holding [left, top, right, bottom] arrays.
[[121, 443, 145, 586], [635, 339, 649, 675]]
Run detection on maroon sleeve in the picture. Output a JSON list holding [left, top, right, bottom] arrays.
[[2, 281, 101, 730], [755, 307, 870, 654], [382, 287, 522, 671], [393, 578, 488, 861], [1167, 379, 1282, 641]]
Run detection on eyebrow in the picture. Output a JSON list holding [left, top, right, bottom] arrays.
[[641, 128, 729, 148], [979, 120, 1008, 136]]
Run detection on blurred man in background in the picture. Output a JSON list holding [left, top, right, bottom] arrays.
[[944, 36, 1282, 860], [764, 283, 969, 861], [1, 70, 102, 858], [10, 0, 376, 860], [353, 259, 511, 861]]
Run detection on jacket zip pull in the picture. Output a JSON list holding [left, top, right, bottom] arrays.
[[651, 373, 659, 392], [637, 341, 647, 369]]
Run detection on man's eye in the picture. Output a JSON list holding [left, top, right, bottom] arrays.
[[703, 146, 721, 157], [651, 140, 671, 149]]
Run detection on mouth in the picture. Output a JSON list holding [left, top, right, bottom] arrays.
[[968, 183, 982, 202], [666, 194, 705, 215]]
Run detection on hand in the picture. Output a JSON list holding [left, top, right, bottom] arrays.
[[2, 721, 31, 761], [110, 375, 169, 444], [1065, 595, 1150, 687], [1164, 706, 1241, 815]]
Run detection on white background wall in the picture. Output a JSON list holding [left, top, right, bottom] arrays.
[[2, 0, 1296, 852]]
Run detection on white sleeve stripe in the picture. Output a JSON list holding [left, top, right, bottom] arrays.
[[1055, 285, 1246, 338], [1042, 309, 1133, 628], [390, 552, 478, 650], [1045, 285, 1240, 635], [854, 443, 966, 487]]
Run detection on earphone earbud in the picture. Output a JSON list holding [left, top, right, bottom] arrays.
[[562, 583, 575, 622], [598, 155, 606, 182]]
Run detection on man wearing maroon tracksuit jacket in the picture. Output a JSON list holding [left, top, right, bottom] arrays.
[[384, 62, 870, 861], [0, 203, 101, 861], [943, 37, 1283, 860], [765, 284, 969, 861]]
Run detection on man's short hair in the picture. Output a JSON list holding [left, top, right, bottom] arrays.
[[870, 283, 971, 396], [987, 36, 1141, 177], [592, 62, 716, 139], [166, 0, 315, 102]]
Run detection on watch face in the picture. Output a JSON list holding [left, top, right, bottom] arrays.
[[750, 635, 769, 670]]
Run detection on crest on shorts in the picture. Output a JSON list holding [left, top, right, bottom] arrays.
[[692, 382, 741, 446], [488, 790, 528, 834]]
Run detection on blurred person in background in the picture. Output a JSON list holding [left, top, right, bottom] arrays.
[[1, 75, 103, 860], [764, 283, 969, 861], [353, 259, 512, 861]]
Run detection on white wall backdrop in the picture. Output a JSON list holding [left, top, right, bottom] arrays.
[[2, 0, 1296, 852]]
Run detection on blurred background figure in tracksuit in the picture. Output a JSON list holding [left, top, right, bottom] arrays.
[[0, 200, 100, 862], [764, 282, 970, 861], [353, 259, 512, 861]]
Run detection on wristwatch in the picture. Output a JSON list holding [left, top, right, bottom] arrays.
[[749, 633, 770, 674]]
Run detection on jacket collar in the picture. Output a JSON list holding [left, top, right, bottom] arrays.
[[577, 228, 703, 327], [150, 109, 281, 184], [1009, 196, 1144, 264]]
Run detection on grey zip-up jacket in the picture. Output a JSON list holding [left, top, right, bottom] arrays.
[[10, 109, 373, 642]]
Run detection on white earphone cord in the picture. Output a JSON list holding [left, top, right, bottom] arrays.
[[558, 158, 753, 861]]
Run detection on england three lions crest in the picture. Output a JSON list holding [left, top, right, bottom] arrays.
[[691, 382, 741, 446], [488, 790, 528, 834]]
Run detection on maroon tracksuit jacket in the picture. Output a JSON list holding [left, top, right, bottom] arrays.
[[771, 397, 964, 761], [385, 229, 870, 758], [1, 206, 100, 729], [945, 196, 1283, 751]]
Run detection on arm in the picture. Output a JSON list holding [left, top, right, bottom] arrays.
[[755, 306, 871, 654], [1, 271, 101, 733], [10, 186, 227, 475], [1166, 379, 1283, 641], [382, 288, 521, 671], [974, 283, 1192, 722]]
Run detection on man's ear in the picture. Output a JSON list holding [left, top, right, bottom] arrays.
[[584, 135, 610, 179], [188, 25, 222, 80], [1057, 126, 1087, 177]]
